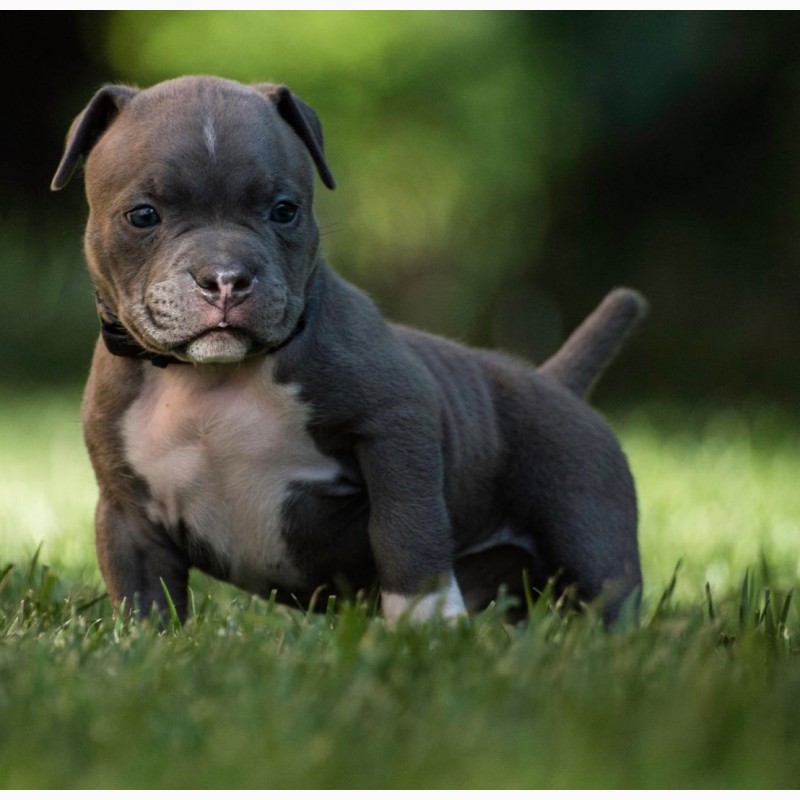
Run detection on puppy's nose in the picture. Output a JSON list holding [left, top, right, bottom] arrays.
[[191, 265, 253, 311]]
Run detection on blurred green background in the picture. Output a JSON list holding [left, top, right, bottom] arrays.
[[2, 10, 799, 405]]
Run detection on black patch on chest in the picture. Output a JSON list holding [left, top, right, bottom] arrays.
[[280, 479, 377, 598], [176, 520, 232, 583]]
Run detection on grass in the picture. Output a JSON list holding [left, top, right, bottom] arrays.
[[1, 390, 799, 789]]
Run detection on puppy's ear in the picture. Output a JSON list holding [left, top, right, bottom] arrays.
[[51, 85, 139, 191], [254, 83, 336, 190]]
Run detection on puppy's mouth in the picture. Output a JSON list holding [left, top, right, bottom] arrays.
[[177, 311, 305, 364], [181, 325, 253, 364]]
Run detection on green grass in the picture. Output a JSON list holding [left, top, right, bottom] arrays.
[[1, 391, 799, 789]]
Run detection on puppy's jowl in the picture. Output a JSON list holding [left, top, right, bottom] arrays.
[[53, 76, 646, 627]]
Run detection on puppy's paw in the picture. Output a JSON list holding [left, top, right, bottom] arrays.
[[381, 574, 467, 628]]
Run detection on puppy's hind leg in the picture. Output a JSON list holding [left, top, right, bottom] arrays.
[[505, 394, 642, 626]]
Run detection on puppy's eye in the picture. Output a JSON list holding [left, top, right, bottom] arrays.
[[270, 201, 299, 225], [125, 205, 161, 229]]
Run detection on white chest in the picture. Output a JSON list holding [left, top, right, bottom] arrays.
[[122, 361, 340, 591]]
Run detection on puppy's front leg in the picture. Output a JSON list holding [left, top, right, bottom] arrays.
[[95, 497, 189, 623], [356, 424, 466, 627]]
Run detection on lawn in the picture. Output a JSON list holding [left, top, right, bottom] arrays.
[[1, 390, 798, 789]]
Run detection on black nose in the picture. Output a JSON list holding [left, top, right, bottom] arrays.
[[191, 265, 254, 311]]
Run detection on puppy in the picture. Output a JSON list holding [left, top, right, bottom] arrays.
[[51, 76, 646, 626]]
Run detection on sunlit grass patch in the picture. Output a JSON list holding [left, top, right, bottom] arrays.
[[618, 402, 800, 601], [0, 389, 97, 572]]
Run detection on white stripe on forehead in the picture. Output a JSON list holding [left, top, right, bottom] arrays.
[[202, 117, 217, 161]]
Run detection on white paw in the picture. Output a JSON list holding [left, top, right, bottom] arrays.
[[381, 574, 467, 628]]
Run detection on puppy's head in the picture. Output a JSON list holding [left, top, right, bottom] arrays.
[[52, 76, 335, 364]]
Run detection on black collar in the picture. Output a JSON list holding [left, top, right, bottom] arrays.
[[94, 292, 305, 368]]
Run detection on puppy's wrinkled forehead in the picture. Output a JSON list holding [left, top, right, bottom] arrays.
[[86, 78, 315, 204]]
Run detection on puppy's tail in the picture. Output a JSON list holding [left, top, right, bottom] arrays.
[[540, 287, 648, 398]]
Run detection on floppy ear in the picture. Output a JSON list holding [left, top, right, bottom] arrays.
[[253, 83, 336, 190], [51, 85, 139, 191]]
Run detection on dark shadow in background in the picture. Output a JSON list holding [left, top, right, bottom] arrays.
[[2, 11, 798, 407]]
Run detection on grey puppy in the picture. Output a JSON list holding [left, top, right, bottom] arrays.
[[52, 76, 646, 627]]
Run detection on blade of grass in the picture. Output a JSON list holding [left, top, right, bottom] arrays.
[[159, 578, 182, 631], [114, 597, 127, 642], [705, 581, 715, 621], [24, 542, 43, 590], [521, 567, 536, 617], [75, 592, 108, 615], [778, 588, 794, 632], [0, 563, 14, 597], [651, 560, 682, 622]]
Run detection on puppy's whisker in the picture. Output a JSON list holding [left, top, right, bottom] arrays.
[[320, 229, 346, 239]]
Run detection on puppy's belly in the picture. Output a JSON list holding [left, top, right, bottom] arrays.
[[122, 360, 345, 595]]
